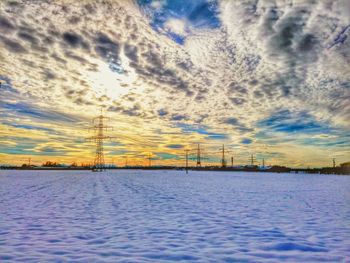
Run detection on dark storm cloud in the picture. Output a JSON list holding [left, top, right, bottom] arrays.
[[227, 82, 247, 94], [41, 69, 56, 81], [223, 117, 239, 126], [62, 31, 89, 50], [17, 31, 38, 45], [62, 32, 82, 47], [124, 43, 138, 62], [268, 9, 321, 61], [64, 51, 88, 63], [63, 87, 93, 106], [178, 60, 193, 71], [0, 15, 16, 32], [94, 32, 120, 60], [0, 36, 27, 53], [249, 5, 324, 99], [329, 25, 350, 49], [230, 97, 246, 105], [171, 114, 188, 121], [158, 109, 168, 116], [166, 144, 183, 149], [108, 103, 144, 117], [222, 117, 253, 133], [124, 46, 194, 95], [0, 75, 17, 93]]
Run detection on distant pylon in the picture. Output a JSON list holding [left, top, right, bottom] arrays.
[[185, 149, 190, 174], [333, 158, 336, 168], [20, 157, 31, 167], [249, 154, 256, 166], [231, 156, 234, 167], [87, 108, 113, 172], [262, 158, 265, 167], [148, 153, 152, 167], [196, 143, 201, 167], [221, 144, 226, 168]]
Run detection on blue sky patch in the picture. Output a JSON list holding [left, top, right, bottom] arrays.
[[177, 123, 228, 140], [166, 144, 184, 149], [156, 152, 178, 160], [258, 110, 332, 134], [241, 138, 252, 144], [137, 0, 220, 44], [2, 122, 55, 133]]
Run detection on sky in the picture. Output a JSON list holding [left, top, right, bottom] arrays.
[[0, 0, 349, 168]]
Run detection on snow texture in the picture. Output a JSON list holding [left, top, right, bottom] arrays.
[[0, 170, 350, 262]]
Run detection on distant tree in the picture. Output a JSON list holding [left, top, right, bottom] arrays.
[[42, 161, 59, 167], [340, 162, 350, 168]]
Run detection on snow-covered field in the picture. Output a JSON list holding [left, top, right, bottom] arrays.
[[0, 170, 349, 262]]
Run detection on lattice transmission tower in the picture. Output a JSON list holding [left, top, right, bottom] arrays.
[[87, 109, 114, 172], [196, 143, 201, 167]]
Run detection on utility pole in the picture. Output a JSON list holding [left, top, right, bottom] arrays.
[[231, 156, 233, 167], [87, 108, 113, 172], [262, 158, 265, 167], [185, 149, 190, 174], [333, 158, 336, 168], [221, 144, 226, 168], [125, 156, 128, 167], [148, 153, 152, 167], [196, 143, 201, 168], [249, 154, 257, 166]]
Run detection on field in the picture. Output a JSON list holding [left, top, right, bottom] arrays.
[[0, 170, 349, 262]]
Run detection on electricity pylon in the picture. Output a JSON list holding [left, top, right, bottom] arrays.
[[185, 149, 190, 174], [249, 154, 257, 166], [20, 158, 31, 167], [221, 144, 227, 168], [196, 143, 201, 167], [148, 153, 152, 167], [87, 108, 113, 172]]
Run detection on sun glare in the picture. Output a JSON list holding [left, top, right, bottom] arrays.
[[83, 55, 141, 100]]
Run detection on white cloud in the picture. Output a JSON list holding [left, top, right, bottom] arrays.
[[0, 0, 349, 166]]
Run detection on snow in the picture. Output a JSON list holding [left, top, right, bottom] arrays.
[[0, 170, 349, 262]]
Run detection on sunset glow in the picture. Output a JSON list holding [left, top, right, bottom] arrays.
[[0, 0, 349, 167]]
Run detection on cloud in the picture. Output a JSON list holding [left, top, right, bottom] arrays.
[[3, 102, 82, 123], [0, 0, 349, 167], [0, 36, 27, 53], [0, 15, 16, 32]]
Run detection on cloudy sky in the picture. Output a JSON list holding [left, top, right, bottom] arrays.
[[0, 0, 349, 167]]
